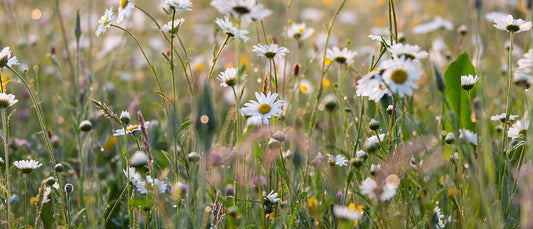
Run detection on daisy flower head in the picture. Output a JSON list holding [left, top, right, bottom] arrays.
[[96, 7, 114, 37], [210, 0, 272, 21], [217, 67, 243, 87], [0, 47, 19, 68], [117, 0, 135, 23], [333, 205, 362, 222], [326, 47, 357, 65], [490, 113, 519, 123], [380, 57, 421, 97], [160, 18, 185, 33], [460, 74, 480, 91], [252, 44, 290, 59], [135, 175, 167, 194], [215, 16, 250, 41], [493, 15, 532, 33], [508, 119, 529, 140], [518, 49, 533, 70], [123, 167, 142, 185], [163, 0, 192, 12], [287, 23, 314, 40], [359, 177, 397, 202], [356, 68, 388, 102], [0, 92, 18, 109], [113, 121, 150, 136], [514, 70, 533, 89], [265, 191, 281, 204], [459, 129, 477, 146], [241, 91, 284, 125], [14, 159, 42, 173], [413, 16, 453, 34], [388, 43, 428, 61], [327, 154, 348, 166]]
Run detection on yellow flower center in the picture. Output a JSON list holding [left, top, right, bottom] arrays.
[[120, 0, 128, 9], [127, 124, 139, 132], [104, 18, 110, 27], [300, 86, 308, 93], [390, 69, 408, 84], [258, 104, 271, 114], [299, 27, 305, 33]]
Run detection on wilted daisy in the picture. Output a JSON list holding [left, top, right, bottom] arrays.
[[117, 0, 135, 23], [459, 129, 477, 146], [136, 175, 167, 194], [160, 18, 185, 33], [326, 47, 357, 65], [211, 0, 272, 21], [113, 121, 150, 136], [508, 119, 529, 140], [215, 16, 250, 41], [0, 92, 18, 109], [356, 68, 387, 102], [333, 205, 362, 222], [217, 67, 238, 87], [0, 47, 19, 68], [287, 23, 314, 40], [359, 177, 397, 201], [388, 43, 428, 61], [241, 92, 284, 124], [96, 7, 114, 36], [252, 44, 290, 59], [380, 57, 421, 97], [493, 15, 532, 33], [327, 154, 348, 166], [413, 17, 453, 34], [13, 159, 42, 173], [163, 0, 192, 12], [460, 74, 480, 91], [490, 113, 519, 123]]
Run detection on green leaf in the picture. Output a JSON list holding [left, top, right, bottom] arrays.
[[443, 52, 476, 132]]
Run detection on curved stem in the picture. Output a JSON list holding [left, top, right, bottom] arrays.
[[208, 35, 231, 79]]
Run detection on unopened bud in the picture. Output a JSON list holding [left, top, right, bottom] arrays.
[[369, 119, 380, 131], [292, 63, 301, 76], [65, 183, 74, 194], [272, 131, 286, 142], [120, 111, 130, 125], [54, 163, 64, 173], [45, 177, 56, 186], [187, 152, 200, 162], [79, 120, 92, 132], [445, 133, 456, 144], [130, 151, 148, 167]]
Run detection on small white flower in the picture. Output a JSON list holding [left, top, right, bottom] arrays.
[[163, 0, 192, 11], [135, 175, 167, 194], [327, 154, 348, 166], [513, 70, 533, 88], [490, 113, 519, 123], [266, 191, 280, 203], [460, 74, 480, 90], [333, 205, 361, 222], [434, 206, 447, 229], [459, 129, 477, 146], [518, 50, 533, 70], [120, 111, 131, 123], [485, 11, 508, 23], [326, 47, 357, 65], [215, 16, 250, 41], [380, 57, 421, 97], [287, 23, 314, 40], [123, 167, 142, 184], [370, 164, 380, 174], [0, 92, 18, 109], [0, 47, 19, 68], [413, 17, 453, 34], [508, 119, 529, 140], [356, 68, 388, 102], [160, 18, 185, 33], [359, 178, 397, 201], [13, 159, 42, 173], [217, 67, 241, 87], [388, 43, 428, 61], [117, 0, 135, 23], [241, 92, 284, 124], [96, 7, 114, 37], [113, 121, 150, 136], [252, 44, 290, 59], [493, 15, 532, 33], [42, 182, 59, 204], [210, 0, 272, 21]]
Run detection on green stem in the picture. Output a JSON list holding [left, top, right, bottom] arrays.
[[208, 35, 231, 79], [502, 32, 514, 151]]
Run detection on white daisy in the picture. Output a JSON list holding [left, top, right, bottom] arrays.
[[518, 50, 533, 70], [508, 119, 529, 140], [485, 11, 508, 23], [326, 47, 357, 65], [265, 191, 280, 203], [380, 57, 421, 97], [13, 159, 42, 173], [297, 79, 313, 94], [514, 70, 533, 89], [117, 0, 135, 23], [123, 167, 142, 185], [120, 110, 131, 124], [163, 0, 192, 12], [413, 17, 453, 34], [460, 74, 480, 91], [0, 47, 19, 68], [359, 178, 397, 202], [333, 205, 361, 222], [0, 92, 18, 109], [326, 154, 348, 166], [459, 129, 477, 146], [252, 44, 290, 59], [241, 92, 284, 125], [217, 67, 239, 87], [42, 182, 60, 204], [434, 206, 447, 229], [113, 121, 150, 136], [210, 0, 272, 21], [96, 7, 114, 37], [215, 16, 250, 41], [160, 18, 185, 33], [388, 43, 428, 61], [136, 175, 167, 194], [490, 113, 519, 123], [287, 23, 314, 40], [356, 68, 388, 102], [493, 15, 532, 33]]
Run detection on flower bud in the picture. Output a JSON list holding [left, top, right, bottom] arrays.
[[120, 111, 131, 125], [45, 177, 56, 186], [356, 150, 368, 160], [445, 132, 456, 144], [79, 120, 93, 132], [386, 105, 394, 115], [369, 119, 380, 131], [55, 163, 64, 173], [272, 130, 286, 142], [65, 183, 74, 194], [323, 94, 338, 112], [350, 158, 363, 168], [187, 152, 200, 162], [130, 151, 148, 167]]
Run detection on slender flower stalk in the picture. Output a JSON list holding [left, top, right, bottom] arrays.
[[503, 32, 514, 150], [208, 35, 231, 79]]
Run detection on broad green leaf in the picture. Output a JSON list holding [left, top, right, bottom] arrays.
[[443, 52, 476, 132]]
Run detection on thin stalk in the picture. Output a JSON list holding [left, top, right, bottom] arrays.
[[0, 75, 10, 229], [502, 32, 514, 151], [25, 174, 28, 226], [232, 86, 241, 142], [208, 35, 231, 79]]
